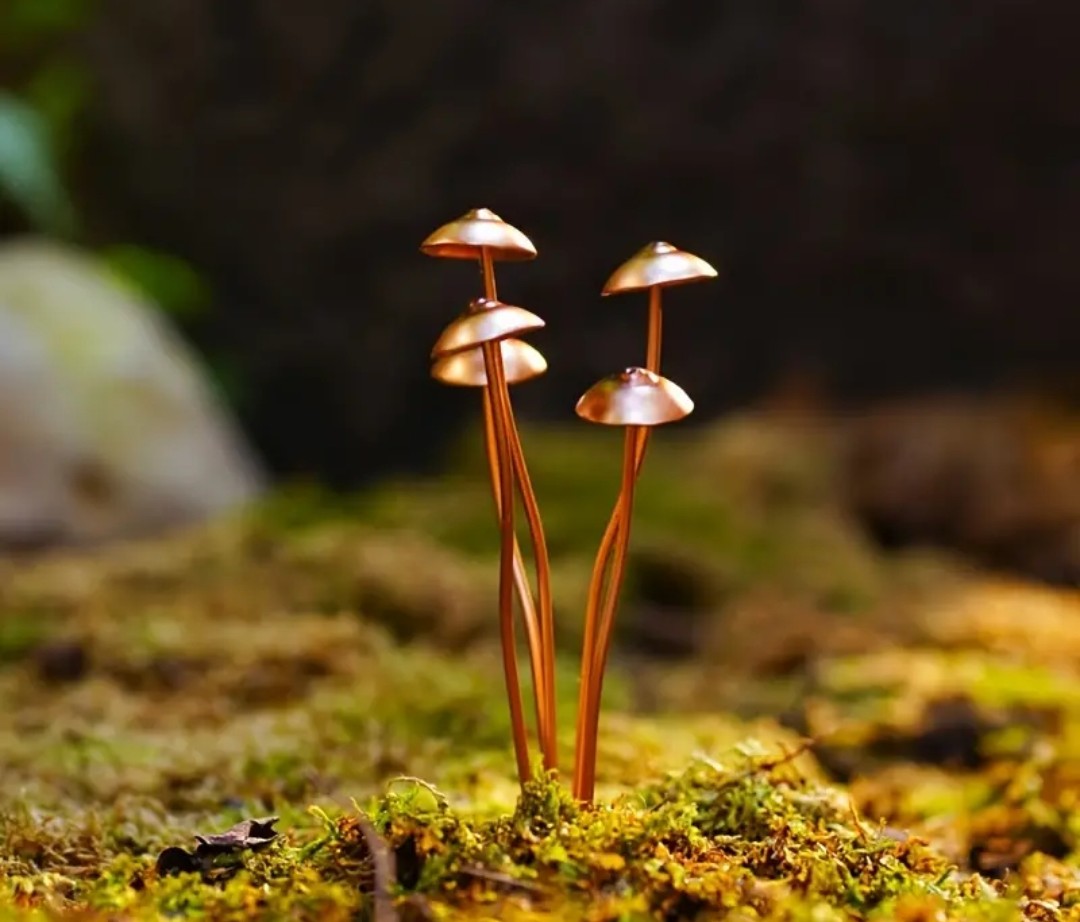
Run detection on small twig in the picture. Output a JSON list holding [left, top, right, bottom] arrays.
[[848, 797, 871, 845], [355, 815, 398, 922]]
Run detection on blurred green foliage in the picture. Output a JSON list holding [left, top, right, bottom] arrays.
[[0, 0, 215, 326], [100, 245, 212, 320], [1, 0, 96, 44], [0, 90, 77, 236], [0, 609, 51, 664], [325, 418, 887, 622], [0, 0, 92, 236]]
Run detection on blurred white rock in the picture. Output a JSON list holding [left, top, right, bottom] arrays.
[[0, 237, 263, 547]]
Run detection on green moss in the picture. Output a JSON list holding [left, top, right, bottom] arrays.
[[0, 612, 51, 664], [344, 418, 893, 660], [1, 414, 1079, 918], [43, 752, 1041, 920]]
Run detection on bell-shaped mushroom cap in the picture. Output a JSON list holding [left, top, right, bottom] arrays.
[[431, 338, 547, 387], [602, 241, 717, 295], [576, 367, 693, 426], [421, 207, 537, 261], [430, 298, 545, 358]]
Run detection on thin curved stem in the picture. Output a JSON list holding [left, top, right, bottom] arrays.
[[480, 250, 531, 785], [572, 494, 615, 795], [573, 288, 665, 800], [573, 427, 638, 802], [586, 427, 639, 757], [479, 248, 557, 774], [482, 389, 547, 758], [573, 471, 629, 794], [506, 422, 558, 772]]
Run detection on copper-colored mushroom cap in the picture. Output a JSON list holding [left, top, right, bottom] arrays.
[[431, 298, 545, 358], [575, 367, 693, 426], [431, 339, 547, 387], [421, 207, 537, 261], [602, 241, 717, 295]]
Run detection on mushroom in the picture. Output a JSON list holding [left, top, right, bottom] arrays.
[[602, 240, 717, 293], [592, 242, 716, 532], [422, 212, 557, 781], [571, 367, 694, 802], [601, 240, 716, 415], [575, 366, 694, 426], [431, 339, 548, 388], [419, 212, 719, 802], [421, 207, 537, 263], [430, 298, 545, 359], [571, 241, 715, 805]]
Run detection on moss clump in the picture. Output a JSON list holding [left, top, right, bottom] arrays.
[[1, 413, 1080, 918], [27, 752, 1067, 920]]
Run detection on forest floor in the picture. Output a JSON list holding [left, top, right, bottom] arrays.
[[1, 413, 1079, 920]]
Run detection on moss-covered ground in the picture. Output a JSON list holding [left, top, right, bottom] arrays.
[[2, 413, 1079, 919]]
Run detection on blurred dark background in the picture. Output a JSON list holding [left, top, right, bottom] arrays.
[[3, 0, 1079, 488]]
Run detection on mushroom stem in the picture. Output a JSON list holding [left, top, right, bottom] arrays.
[[481, 389, 548, 762], [477, 246, 557, 774], [479, 247, 532, 785], [635, 286, 664, 468], [482, 341, 532, 784], [573, 522, 611, 798], [481, 249, 499, 301], [573, 290, 666, 800], [573, 425, 638, 802], [505, 423, 559, 772], [646, 286, 663, 372]]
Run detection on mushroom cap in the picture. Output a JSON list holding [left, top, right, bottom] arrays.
[[575, 367, 694, 426], [430, 298, 546, 358], [602, 241, 717, 295], [420, 207, 537, 261], [431, 338, 547, 387]]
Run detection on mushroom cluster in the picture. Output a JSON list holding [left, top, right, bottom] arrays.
[[423, 209, 557, 782], [422, 210, 717, 802]]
